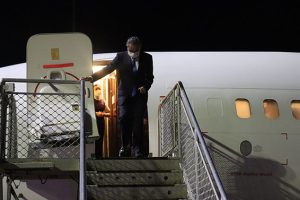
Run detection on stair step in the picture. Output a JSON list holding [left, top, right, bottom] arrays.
[[87, 157, 181, 172], [87, 184, 187, 200], [0, 161, 54, 170], [87, 170, 183, 186]]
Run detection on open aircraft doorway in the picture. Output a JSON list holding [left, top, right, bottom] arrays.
[[93, 60, 118, 157]]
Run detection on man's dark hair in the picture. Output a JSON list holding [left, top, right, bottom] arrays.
[[126, 36, 142, 47]]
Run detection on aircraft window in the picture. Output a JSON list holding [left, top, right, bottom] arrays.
[[235, 98, 251, 119], [291, 100, 300, 120], [263, 99, 279, 119]]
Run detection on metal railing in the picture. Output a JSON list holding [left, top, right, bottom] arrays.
[[158, 81, 227, 200], [0, 78, 87, 200]]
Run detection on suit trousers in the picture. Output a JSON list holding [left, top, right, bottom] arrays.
[[95, 117, 104, 158], [118, 94, 147, 156]]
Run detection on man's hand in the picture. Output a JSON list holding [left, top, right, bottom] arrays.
[[81, 76, 93, 82], [138, 86, 146, 94]]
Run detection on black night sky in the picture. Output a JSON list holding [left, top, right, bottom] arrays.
[[0, 0, 300, 67]]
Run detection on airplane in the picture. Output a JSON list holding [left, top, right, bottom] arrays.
[[1, 34, 300, 199]]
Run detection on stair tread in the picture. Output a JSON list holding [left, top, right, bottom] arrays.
[[87, 158, 181, 172], [87, 171, 183, 186], [87, 184, 187, 200], [86, 157, 187, 199]]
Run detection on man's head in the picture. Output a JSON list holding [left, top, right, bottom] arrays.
[[126, 36, 141, 58]]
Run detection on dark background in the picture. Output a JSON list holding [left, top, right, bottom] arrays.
[[0, 0, 300, 67]]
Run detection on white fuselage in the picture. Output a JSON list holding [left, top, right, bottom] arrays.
[[1, 51, 300, 199]]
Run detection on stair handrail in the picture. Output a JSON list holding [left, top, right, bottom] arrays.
[[158, 81, 227, 200], [178, 81, 227, 200]]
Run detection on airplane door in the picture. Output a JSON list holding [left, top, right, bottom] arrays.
[[93, 60, 119, 157]]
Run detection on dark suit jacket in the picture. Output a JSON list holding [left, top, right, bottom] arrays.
[[92, 51, 154, 105]]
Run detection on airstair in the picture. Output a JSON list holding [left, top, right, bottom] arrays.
[[0, 79, 227, 200], [86, 158, 186, 200]]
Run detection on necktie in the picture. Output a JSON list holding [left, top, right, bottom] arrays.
[[131, 58, 137, 96], [132, 58, 137, 73]]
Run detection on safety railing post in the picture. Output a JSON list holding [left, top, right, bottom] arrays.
[[79, 79, 86, 200], [0, 83, 8, 163], [0, 86, 4, 200]]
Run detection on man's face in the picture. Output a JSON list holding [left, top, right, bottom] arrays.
[[127, 43, 140, 53], [127, 43, 140, 58], [94, 85, 101, 98]]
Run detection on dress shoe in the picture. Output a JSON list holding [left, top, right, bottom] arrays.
[[135, 153, 143, 158], [131, 146, 143, 158], [118, 146, 131, 157], [118, 147, 125, 157]]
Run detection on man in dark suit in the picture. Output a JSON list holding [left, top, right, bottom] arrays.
[[86, 36, 154, 157]]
